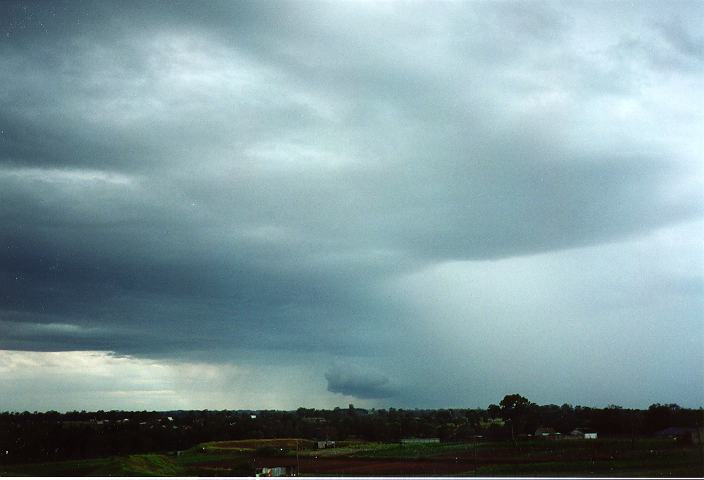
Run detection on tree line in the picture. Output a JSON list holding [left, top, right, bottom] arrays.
[[1, 396, 702, 465]]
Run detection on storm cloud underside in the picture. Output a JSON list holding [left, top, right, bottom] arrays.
[[0, 0, 702, 410]]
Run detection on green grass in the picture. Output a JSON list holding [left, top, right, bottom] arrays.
[[171, 451, 233, 465], [297, 440, 484, 459], [0, 454, 183, 477], [2, 438, 701, 477], [203, 438, 314, 451], [0, 457, 113, 477], [102, 454, 182, 476], [352, 441, 479, 458], [297, 441, 393, 457], [0, 444, 258, 477]]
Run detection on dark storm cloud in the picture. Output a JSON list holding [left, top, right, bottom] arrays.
[[1, 0, 702, 408], [325, 364, 397, 400]]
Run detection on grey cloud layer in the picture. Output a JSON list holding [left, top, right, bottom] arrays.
[[1, 1, 702, 407], [325, 364, 397, 399]]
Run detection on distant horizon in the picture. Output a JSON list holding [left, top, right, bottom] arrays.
[[3, 405, 703, 414], [3, 397, 703, 415]]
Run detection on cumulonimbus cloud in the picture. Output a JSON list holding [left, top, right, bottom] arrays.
[[325, 364, 398, 399], [0, 0, 701, 410]]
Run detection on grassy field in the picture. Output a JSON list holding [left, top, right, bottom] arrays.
[[1, 437, 702, 476], [350, 441, 479, 458], [0, 448, 252, 477], [296, 441, 391, 457], [203, 437, 315, 451], [0, 455, 182, 477]]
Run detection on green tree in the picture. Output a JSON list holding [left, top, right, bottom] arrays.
[[498, 394, 533, 443]]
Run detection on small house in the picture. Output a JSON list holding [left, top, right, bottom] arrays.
[[569, 428, 597, 439], [655, 427, 703, 444]]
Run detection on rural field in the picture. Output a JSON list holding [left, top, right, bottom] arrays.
[[1, 437, 701, 477]]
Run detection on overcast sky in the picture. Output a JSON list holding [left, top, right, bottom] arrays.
[[1, 0, 702, 412]]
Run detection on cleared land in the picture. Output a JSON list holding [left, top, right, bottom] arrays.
[[1, 437, 702, 476]]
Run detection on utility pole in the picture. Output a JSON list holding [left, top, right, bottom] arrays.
[[700, 441, 703, 478], [296, 439, 300, 476], [473, 439, 478, 473]]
